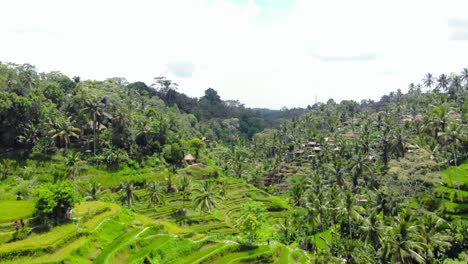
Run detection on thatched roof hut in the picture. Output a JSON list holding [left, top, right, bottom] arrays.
[[184, 154, 196, 162]]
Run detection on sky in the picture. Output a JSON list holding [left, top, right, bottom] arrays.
[[1, 0, 468, 109]]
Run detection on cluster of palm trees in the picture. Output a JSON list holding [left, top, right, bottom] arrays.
[[422, 69, 468, 94], [110, 176, 223, 233], [279, 172, 457, 263], [235, 70, 468, 262]]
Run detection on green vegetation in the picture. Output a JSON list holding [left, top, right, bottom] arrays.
[[0, 62, 467, 263], [0, 200, 34, 222]]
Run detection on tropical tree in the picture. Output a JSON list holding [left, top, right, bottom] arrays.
[[178, 175, 192, 204], [83, 181, 104, 201], [146, 181, 165, 209], [49, 116, 80, 150], [17, 122, 39, 146], [383, 216, 425, 264], [360, 212, 386, 254], [192, 180, 222, 233], [350, 151, 372, 189], [119, 181, 138, 208], [64, 151, 87, 180], [436, 74, 449, 92], [165, 173, 178, 193], [0, 159, 16, 180], [83, 96, 107, 155], [418, 214, 451, 262], [339, 191, 363, 239], [460, 68, 468, 85], [439, 122, 467, 195], [422, 73, 435, 90]]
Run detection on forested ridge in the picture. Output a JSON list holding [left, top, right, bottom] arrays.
[[0, 62, 467, 263]]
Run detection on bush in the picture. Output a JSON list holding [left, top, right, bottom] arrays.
[[35, 180, 79, 223], [267, 198, 288, 212]]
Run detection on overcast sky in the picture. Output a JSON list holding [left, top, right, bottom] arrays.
[[1, 0, 468, 109]]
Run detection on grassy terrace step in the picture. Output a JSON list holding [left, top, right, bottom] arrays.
[[190, 223, 232, 233], [210, 228, 238, 235], [0, 200, 35, 223], [173, 242, 229, 264], [0, 201, 120, 259], [94, 227, 144, 264], [1, 236, 88, 264], [126, 235, 174, 264], [274, 246, 290, 264], [211, 245, 273, 264]]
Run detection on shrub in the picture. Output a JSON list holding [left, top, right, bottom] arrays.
[[35, 180, 79, 223], [268, 198, 288, 212]]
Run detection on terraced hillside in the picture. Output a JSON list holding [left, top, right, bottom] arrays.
[[436, 164, 468, 220], [0, 199, 312, 263]]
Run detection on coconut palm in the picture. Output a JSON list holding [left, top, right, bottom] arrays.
[[17, 122, 39, 146], [418, 214, 451, 262], [439, 122, 467, 195], [384, 216, 425, 264], [119, 181, 138, 208], [460, 68, 468, 85], [83, 97, 107, 155], [436, 74, 449, 92], [146, 181, 165, 209], [49, 116, 80, 149], [165, 173, 178, 193], [64, 151, 87, 180], [178, 175, 192, 204], [350, 151, 372, 189], [360, 212, 386, 253], [339, 191, 363, 239], [391, 126, 410, 159], [192, 181, 222, 233], [83, 181, 104, 201], [422, 73, 435, 90], [0, 159, 16, 180]]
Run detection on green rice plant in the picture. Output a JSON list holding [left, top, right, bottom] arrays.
[[0, 200, 35, 223]]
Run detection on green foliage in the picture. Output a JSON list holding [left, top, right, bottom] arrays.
[[163, 143, 185, 165], [0, 159, 16, 180], [268, 197, 289, 212], [35, 180, 79, 222], [0, 200, 35, 222]]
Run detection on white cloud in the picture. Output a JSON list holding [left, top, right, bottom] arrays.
[[1, 0, 467, 108]]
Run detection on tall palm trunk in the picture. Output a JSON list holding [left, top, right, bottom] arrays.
[[202, 210, 206, 233], [453, 147, 462, 201], [93, 113, 97, 155]]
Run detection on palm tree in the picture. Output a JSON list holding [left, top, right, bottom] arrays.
[[391, 126, 409, 159], [429, 104, 450, 139], [350, 151, 372, 189], [440, 122, 467, 196], [83, 182, 104, 201], [119, 182, 138, 208], [418, 214, 451, 262], [49, 116, 80, 150], [360, 212, 386, 253], [178, 175, 192, 204], [192, 181, 222, 233], [17, 122, 39, 146], [384, 216, 425, 264], [0, 159, 16, 180], [64, 151, 87, 180], [436, 74, 449, 92], [146, 181, 165, 209], [339, 191, 363, 239], [422, 73, 435, 90], [83, 97, 107, 155], [165, 173, 178, 193], [460, 68, 468, 85], [137, 119, 155, 149]]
